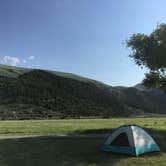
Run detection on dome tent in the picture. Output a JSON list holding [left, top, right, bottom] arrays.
[[101, 125, 160, 156]]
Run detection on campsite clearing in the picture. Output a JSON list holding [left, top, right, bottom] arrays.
[[0, 134, 165, 166], [0, 118, 165, 166]]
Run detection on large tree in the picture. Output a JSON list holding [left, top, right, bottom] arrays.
[[126, 23, 166, 92]]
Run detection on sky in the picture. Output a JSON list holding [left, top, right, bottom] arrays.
[[0, 0, 166, 86]]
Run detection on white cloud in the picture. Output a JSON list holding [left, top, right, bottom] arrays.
[[1, 56, 20, 66], [28, 56, 35, 60], [23, 59, 27, 63], [1, 55, 36, 66]]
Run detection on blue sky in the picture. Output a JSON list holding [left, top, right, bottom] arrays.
[[0, 0, 166, 86]]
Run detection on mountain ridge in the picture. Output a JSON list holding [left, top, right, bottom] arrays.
[[0, 64, 166, 119]]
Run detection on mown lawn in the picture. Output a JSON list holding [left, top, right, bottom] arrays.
[[0, 118, 165, 135], [0, 118, 165, 166], [0, 136, 165, 166]]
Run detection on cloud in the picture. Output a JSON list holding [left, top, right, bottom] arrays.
[[1, 56, 20, 66], [28, 56, 35, 60], [22, 59, 27, 63], [1, 55, 36, 66]]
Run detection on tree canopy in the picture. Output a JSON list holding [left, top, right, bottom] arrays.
[[126, 23, 166, 92]]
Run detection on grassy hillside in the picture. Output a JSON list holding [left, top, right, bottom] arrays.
[[0, 64, 166, 119], [0, 65, 127, 119], [0, 65, 30, 78], [0, 65, 108, 89]]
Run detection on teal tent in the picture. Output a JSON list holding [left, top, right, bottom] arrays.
[[101, 125, 160, 156]]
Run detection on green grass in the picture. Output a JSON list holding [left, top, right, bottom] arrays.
[[0, 136, 165, 166], [0, 64, 30, 78], [0, 118, 166, 166], [49, 70, 109, 89], [0, 64, 109, 89], [0, 118, 166, 135]]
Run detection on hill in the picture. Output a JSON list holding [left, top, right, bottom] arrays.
[[0, 64, 166, 119], [0, 65, 108, 89]]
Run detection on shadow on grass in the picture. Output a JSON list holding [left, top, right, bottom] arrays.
[[0, 128, 165, 166], [72, 128, 113, 134], [71, 127, 166, 153], [0, 136, 124, 166]]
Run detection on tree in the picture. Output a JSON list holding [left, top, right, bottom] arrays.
[[126, 23, 166, 92]]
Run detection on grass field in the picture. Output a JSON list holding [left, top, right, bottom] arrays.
[[0, 118, 166, 166], [0, 118, 166, 135]]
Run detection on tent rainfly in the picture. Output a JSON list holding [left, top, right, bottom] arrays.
[[101, 125, 160, 156]]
